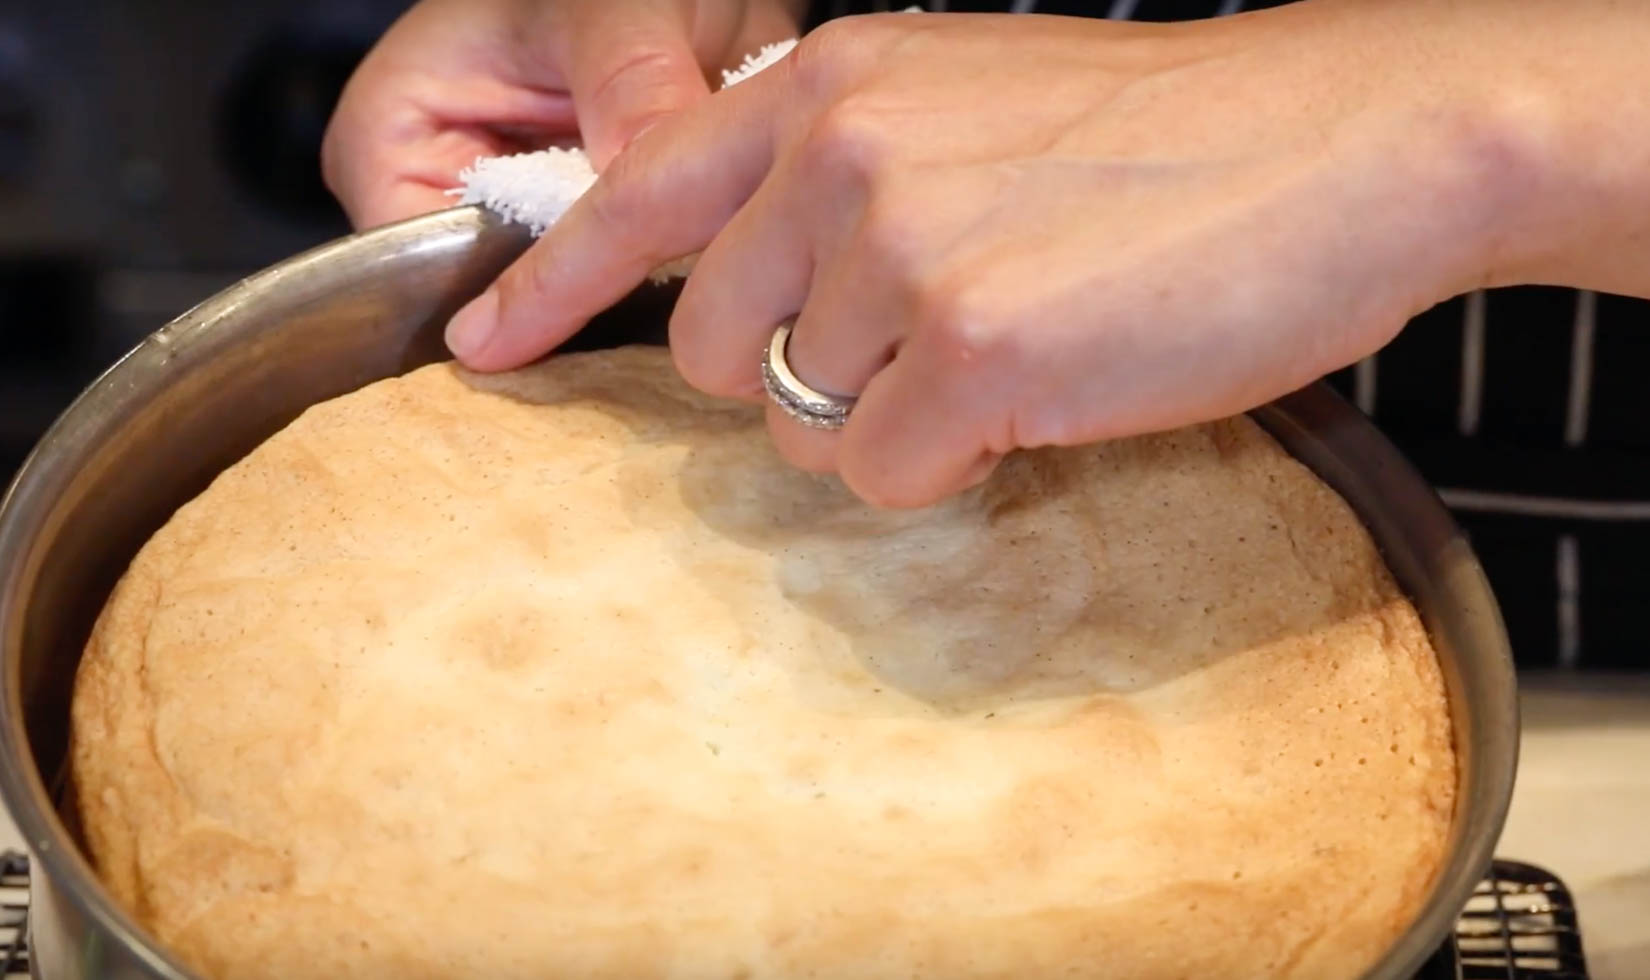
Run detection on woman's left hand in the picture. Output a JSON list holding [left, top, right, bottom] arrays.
[[443, 2, 1625, 508]]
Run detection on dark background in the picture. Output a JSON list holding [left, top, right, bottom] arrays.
[[0, 0, 416, 480]]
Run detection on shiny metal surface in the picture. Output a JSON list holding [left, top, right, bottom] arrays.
[[762, 322, 855, 430], [0, 204, 1516, 979], [1251, 391, 1520, 980]]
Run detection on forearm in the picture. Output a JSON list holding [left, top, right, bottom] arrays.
[[1417, 0, 1650, 298]]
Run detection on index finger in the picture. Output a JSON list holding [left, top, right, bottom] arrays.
[[444, 60, 793, 372]]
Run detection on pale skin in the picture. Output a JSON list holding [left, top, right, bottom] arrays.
[[327, 0, 1650, 509], [322, 0, 807, 227]]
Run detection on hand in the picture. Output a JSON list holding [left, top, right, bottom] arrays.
[[322, 0, 803, 229], [443, 1, 1650, 508]]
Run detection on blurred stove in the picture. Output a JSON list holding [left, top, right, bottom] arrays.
[[0, 0, 415, 482]]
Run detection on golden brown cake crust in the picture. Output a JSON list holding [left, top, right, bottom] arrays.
[[71, 345, 1455, 979]]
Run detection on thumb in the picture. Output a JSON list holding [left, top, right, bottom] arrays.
[[562, 3, 712, 170]]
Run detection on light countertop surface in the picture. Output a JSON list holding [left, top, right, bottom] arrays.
[[1496, 673, 1650, 980], [0, 673, 1644, 977]]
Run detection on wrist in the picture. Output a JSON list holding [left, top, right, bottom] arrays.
[[1418, 2, 1650, 298], [1464, 86, 1650, 300]]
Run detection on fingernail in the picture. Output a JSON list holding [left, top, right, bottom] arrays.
[[445, 290, 499, 362]]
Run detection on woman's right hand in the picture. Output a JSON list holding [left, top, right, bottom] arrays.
[[441, 1, 1650, 509], [322, 0, 803, 230]]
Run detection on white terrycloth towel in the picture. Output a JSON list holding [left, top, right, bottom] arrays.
[[449, 8, 924, 280], [449, 39, 799, 243]]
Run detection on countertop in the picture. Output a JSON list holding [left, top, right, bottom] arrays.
[[0, 673, 1644, 977], [1496, 673, 1650, 980]]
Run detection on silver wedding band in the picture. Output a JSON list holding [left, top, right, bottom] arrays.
[[761, 322, 858, 430]]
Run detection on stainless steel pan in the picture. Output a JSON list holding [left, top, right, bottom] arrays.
[[0, 206, 1518, 979]]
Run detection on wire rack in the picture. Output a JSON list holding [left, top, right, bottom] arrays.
[[0, 853, 27, 979], [0, 854, 1589, 979], [1454, 861, 1590, 980]]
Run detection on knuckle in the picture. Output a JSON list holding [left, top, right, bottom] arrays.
[[595, 46, 680, 97], [791, 15, 919, 104], [913, 284, 1013, 372], [788, 19, 868, 101], [584, 162, 651, 246], [586, 46, 688, 129], [909, 282, 1038, 437], [318, 119, 350, 197], [493, 252, 560, 333], [801, 100, 890, 188]]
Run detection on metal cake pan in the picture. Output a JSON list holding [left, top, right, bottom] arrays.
[[0, 205, 1518, 979]]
